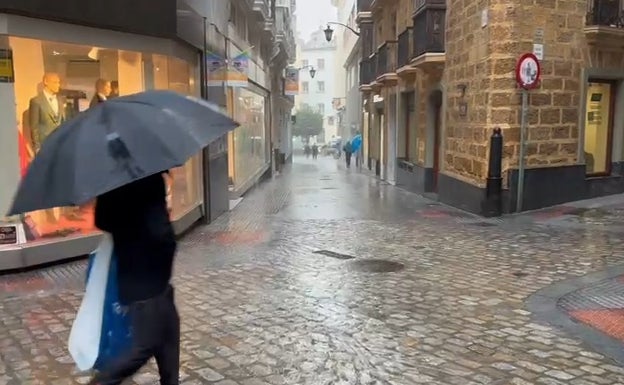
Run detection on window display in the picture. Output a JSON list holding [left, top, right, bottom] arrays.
[[229, 87, 268, 189], [6, 36, 201, 243]]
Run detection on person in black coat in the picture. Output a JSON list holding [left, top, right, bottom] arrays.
[[89, 172, 179, 385]]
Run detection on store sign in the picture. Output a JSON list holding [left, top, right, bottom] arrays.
[[284, 67, 299, 95], [0, 49, 15, 83], [0, 226, 17, 245], [206, 51, 249, 88]]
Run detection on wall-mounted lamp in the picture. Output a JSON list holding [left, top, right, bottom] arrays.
[[457, 84, 467, 98]]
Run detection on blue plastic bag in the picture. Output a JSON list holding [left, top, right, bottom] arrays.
[[85, 249, 132, 370]]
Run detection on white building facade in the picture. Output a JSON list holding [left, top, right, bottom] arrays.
[[330, 0, 360, 141], [295, 29, 337, 142]]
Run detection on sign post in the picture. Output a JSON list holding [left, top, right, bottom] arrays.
[[515, 53, 541, 212]]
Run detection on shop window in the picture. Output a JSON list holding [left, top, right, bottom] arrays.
[[584, 80, 615, 175], [5, 36, 201, 243], [230, 87, 268, 188], [302, 81, 309, 93]]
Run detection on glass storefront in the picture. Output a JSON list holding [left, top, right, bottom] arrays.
[[229, 86, 268, 189], [584, 81, 615, 175], [6, 36, 201, 243]]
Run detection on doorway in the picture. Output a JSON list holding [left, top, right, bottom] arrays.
[[428, 90, 443, 192]]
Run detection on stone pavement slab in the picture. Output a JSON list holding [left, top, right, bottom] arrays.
[[2, 157, 624, 384]]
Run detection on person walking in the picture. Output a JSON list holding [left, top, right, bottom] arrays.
[[312, 144, 319, 160], [89, 172, 179, 385], [343, 141, 353, 168]]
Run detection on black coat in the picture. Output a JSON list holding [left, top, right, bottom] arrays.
[[95, 173, 176, 304]]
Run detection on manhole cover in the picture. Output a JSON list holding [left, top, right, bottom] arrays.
[[313, 250, 355, 260], [346, 259, 405, 273]]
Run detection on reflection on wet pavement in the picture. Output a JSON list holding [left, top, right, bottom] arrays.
[[2, 157, 624, 384]]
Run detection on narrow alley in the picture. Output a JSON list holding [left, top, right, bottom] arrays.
[[2, 157, 624, 384]]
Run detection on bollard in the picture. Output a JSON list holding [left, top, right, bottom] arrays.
[[483, 127, 503, 217]]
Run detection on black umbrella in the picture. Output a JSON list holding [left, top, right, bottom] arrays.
[[8, 90, 238, 216]]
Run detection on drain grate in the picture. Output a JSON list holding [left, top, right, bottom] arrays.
[[346, 259, 405, 273], [313, 250, 355, 260], [471, 222, 497, 227]]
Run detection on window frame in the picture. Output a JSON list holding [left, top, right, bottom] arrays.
[[302, 81, 309, 94], [317, 58, 325, 70], [317, 81, 325, 93], [584, 78, 617, 177]]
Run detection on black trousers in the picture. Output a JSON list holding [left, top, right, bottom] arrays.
[[90, 286, 180, 385], [345, 152, 352, 167]]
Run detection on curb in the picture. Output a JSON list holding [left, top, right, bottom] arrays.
[[527, 264, 624, 365]]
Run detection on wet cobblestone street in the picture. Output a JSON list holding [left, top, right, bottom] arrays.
[[3, 157, 624, 384]]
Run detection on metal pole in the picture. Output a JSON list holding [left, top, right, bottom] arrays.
[[517, 90, 528, 212], [201, 16, 211, 224], [202, 17, 208, 99]]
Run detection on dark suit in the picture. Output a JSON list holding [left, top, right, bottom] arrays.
[[28, 92, 65, 152], [90, 93, 106, 108]]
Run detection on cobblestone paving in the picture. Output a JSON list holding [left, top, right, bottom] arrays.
[[2, 157, 624, 384]]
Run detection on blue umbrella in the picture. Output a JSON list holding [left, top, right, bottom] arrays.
[[8, 90, 239, 215], [351, 134, 363, 152]]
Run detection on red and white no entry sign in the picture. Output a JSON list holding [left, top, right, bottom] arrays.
[[515, 53, 541, 90]]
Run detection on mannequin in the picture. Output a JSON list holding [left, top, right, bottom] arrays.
[[29, 72, 65, 153], [27, 73, 66, 225], [90, 78, 111, 107]]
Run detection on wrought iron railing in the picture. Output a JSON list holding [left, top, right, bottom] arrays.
[[413, 7, 446, 58], [376, 43, 388, 78], [397, 28, 412, 67], [357, 0, 373, 12], [359, 58, 374, 85], [586, 0, 624, 27]]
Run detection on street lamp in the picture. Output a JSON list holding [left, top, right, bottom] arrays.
[[298, 65, 316, 78], [324, 22, 360, 42]]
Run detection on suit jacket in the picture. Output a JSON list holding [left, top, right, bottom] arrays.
[[28, 92, 65, 152], [90, 93, 106, 108]]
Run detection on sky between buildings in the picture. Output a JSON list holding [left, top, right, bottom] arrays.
[[296, 0, 337, 39]]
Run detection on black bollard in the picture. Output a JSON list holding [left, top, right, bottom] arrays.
[[483, 127, 503, 217]]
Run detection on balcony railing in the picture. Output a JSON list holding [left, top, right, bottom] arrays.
[[375, 41, 398, 77], [359, 58, 374, 85], [413, 5, 446, 58], [586, 0, 624, 27], [397, 27, 412, 67], [358, 0, 373, 12]]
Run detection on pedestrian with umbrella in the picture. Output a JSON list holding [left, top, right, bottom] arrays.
[[8, 90, 239, 385]]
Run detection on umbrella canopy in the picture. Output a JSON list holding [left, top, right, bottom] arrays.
[[8, 90, 238, 216]]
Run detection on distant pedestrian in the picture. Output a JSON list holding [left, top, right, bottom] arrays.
[[312, 144, 319, 159], [304, 144, 311, 158], [343, 141, 353, 168]]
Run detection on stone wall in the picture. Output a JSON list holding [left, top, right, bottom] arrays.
[[443, 0, 491, 185]]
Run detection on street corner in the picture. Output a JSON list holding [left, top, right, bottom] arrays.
[[527, 264, 624, 366]]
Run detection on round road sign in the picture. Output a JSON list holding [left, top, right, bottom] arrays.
[[515, 53, 541, 90]]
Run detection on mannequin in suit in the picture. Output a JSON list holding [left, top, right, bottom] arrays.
[[28, 73, 67, 225], [29, 73, 65, 153], [90, 78, 111, 107]]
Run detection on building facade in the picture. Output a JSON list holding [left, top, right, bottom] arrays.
[[357, 0, 624, 214], [296, 28, 338, 142], [0, 0, 296, 270], [331, 0, 361, 140]]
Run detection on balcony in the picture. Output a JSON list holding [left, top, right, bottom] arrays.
[[396, 27, 418, 78], [359, 58, 374, 91], [251, 0, 271, 22], [357, 0, 373, 23], [411, 0, 446, 70], [584, 0, 624, 47], [375, 41, 399, 85]]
